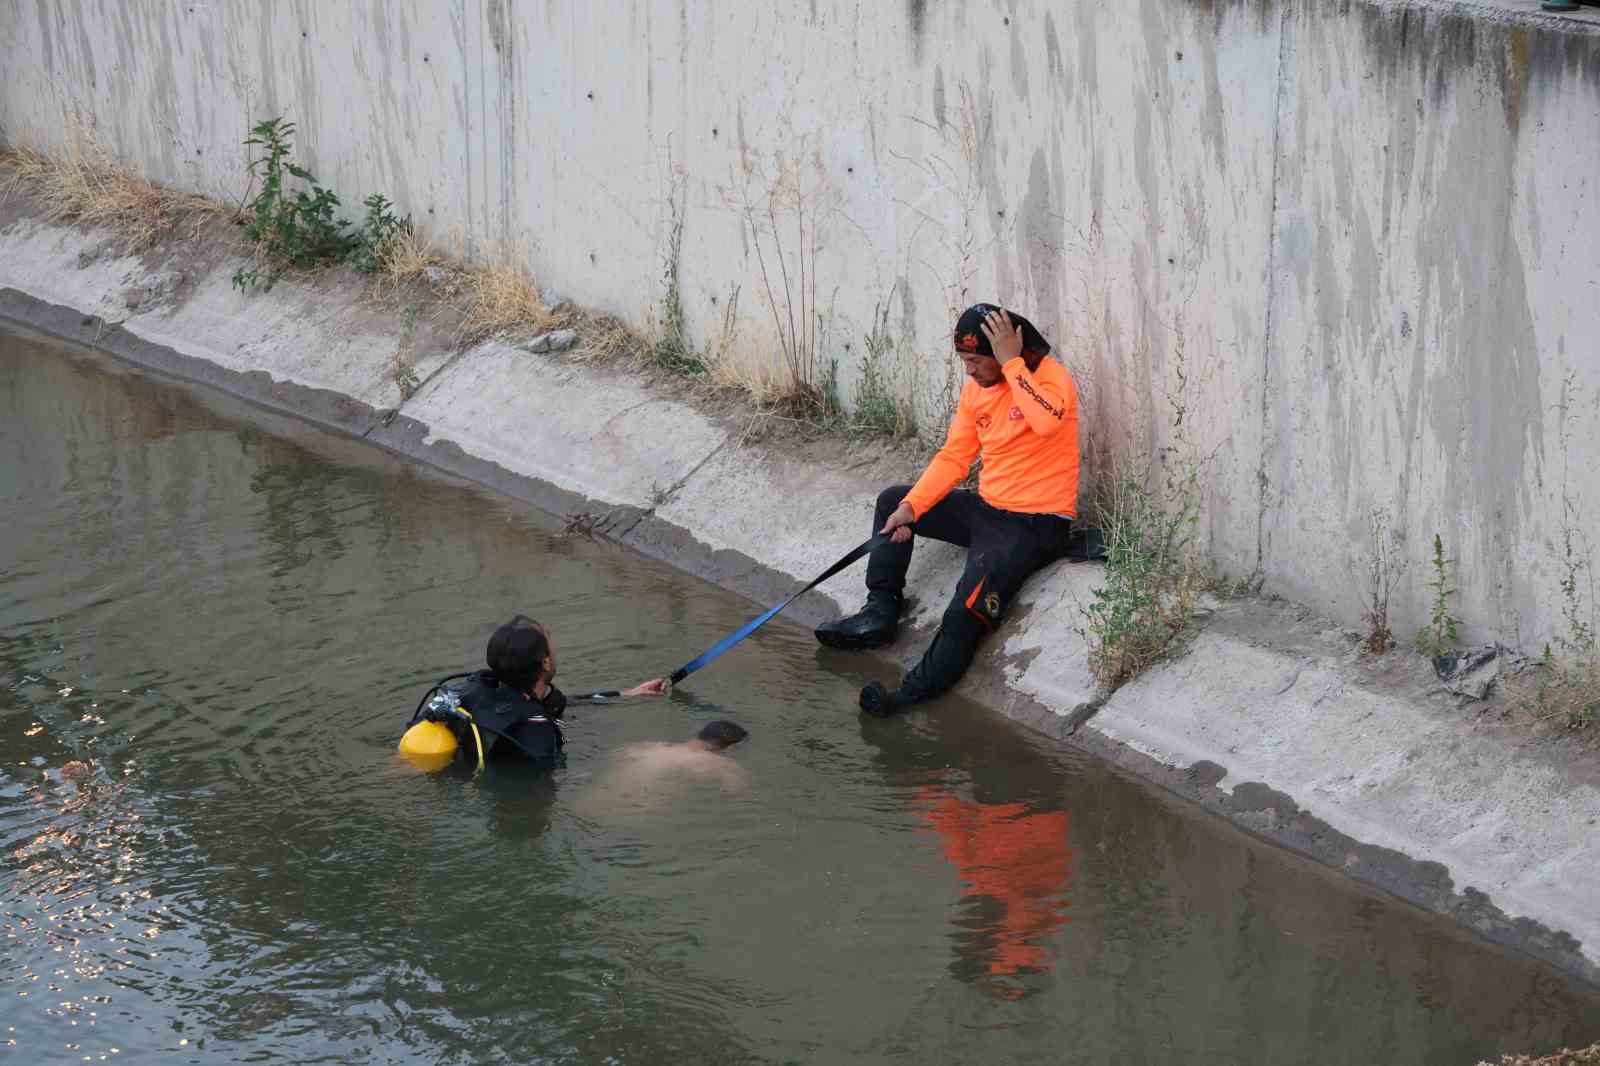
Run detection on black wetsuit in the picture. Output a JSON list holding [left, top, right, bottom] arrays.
[[449, 672, 568, 762], [869, 484, 1071, 704]]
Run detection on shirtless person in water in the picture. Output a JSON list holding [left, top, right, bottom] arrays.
[[604, 720, 750, 799]]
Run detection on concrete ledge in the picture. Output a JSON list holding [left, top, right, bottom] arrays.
[[405, 339, 728, 510], [2, 213, 1597, 986]]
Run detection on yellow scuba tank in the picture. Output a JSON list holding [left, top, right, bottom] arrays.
[[398, 720, 458, 773]]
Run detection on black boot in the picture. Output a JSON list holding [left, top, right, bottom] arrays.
[[858, 680, 901, 716], [815, 592, 902, 650]]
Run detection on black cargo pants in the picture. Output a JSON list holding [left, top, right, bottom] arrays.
[[867, 485, 1071, 704]]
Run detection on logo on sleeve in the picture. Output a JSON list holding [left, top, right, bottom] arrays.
[[1008, 406, 1024, 421], [1016, 377, 1064, 420]]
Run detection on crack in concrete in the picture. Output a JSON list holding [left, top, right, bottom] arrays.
[[612, 436, 729, 539], [360, 341, 478, 438], [604, 396, 664, 426]]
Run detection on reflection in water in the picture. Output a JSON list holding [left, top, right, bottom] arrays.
[[857, 706, 1082, 1000], [915, 781, 1072, 990]]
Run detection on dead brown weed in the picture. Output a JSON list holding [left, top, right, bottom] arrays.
[[457, 261, 565, 342], [1530, 659, 1600, 732], [1, 141, 224, 251], [577, 312, 646, 362]]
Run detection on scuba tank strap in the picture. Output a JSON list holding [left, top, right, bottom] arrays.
[[456, 708, 487, 772], [437, 705, 550, 764]]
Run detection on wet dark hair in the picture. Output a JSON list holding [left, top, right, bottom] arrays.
[[695, 720, 748, 750], [486, 614, 549, 693]]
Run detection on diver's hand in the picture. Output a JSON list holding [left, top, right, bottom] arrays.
[[880, 501, 916, 544], [623, 678, 668, 697]]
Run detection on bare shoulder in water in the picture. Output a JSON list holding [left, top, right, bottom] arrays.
[[579, 720, 750, 815], [615, 740, 750, 792]]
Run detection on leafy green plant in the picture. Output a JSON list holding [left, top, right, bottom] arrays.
[[1414, 533, 1460, 658], [233, 117, 367, 290]]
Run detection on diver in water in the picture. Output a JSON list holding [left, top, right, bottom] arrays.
[[400, 615, 666, 771]]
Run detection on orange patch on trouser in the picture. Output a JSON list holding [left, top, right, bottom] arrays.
[[963, 576, 992, 630], [916, 786, 1073, 975]]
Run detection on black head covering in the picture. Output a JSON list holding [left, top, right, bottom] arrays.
[[953, 303, 1052, 368], [485, 615, 548, 693]]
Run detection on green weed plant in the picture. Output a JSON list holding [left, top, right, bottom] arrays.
[[1084, 453, 1205, 689], [233, 117, 408, 291], [1414, 533, 1461, 659]]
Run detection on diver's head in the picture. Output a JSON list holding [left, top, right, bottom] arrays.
[[694, 720, 749, 753], [486, 615, 555, 696]]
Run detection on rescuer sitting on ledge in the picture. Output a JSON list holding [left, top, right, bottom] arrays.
[[815, 304, 1080, 717], [400, 615, 666, 771]]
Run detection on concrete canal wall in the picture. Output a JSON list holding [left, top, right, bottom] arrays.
[[3, 0, 1599, 656]]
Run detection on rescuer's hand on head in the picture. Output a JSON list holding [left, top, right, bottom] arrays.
[[980, 308, 1024, 365]]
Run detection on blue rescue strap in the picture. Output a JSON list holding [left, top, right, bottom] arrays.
[[668, 533, 890, 684]]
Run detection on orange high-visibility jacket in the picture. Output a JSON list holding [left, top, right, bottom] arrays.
[[903, 355, 1080, 520]]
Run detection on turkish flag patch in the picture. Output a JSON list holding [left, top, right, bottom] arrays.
[[1008, 406, 1024, 421]]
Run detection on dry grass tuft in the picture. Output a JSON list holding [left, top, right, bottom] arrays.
[[374, 226, 446, 288], [1476, 1041, 1600, 1066], [703, 349, 790, 407], [1, 141, 223, 250], [577, 312, 646, 362], [1529, 658, 1600, 731], [458, 261, 563, 342]]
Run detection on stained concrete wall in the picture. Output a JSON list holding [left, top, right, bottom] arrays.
[[2, 0, 1597, 653]]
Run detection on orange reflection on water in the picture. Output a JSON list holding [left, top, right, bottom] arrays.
[[915, 784, 1073, 980]]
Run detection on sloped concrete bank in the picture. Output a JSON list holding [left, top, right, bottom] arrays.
[[3, 211, 1598, 987]]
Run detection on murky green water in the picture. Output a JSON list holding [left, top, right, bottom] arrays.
[[2, 324, 1597, 1065]]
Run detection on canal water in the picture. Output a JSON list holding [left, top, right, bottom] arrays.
[[2, 324, 1598, 1065]]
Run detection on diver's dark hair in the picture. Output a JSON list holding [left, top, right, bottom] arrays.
[[695, 720, 748, 750], [486, 614, 549, 693]]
